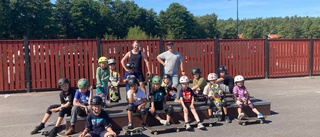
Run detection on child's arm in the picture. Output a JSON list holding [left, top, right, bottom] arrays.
[[106, 127, 117, 137], [88, 86, 93, 105], [79, 128, 90, 137], [96, 67, 102, 86]]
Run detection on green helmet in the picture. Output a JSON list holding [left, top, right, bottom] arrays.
[[152, 76, 162, 84], [77, 78, 89, 88]]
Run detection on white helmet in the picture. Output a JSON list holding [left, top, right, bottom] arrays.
[[107, 59, 116, 65], [179, 76, 189, 83], [207, 73, 218, 81], [234, 75, 245, 82]]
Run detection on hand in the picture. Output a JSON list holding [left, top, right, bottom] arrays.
[[190, 105, 195, 109], [97, 83, 102, 87], [50, 108, 59, 113], [84, 106, 89, 115], [79, 132, 85, 137], [125, 68, 129, 72], [111, 131, 117, 137], [181, 71, 186, 76], [137, 105, 142, 111], [163, 63, 166, 66], [150, 107, 155, 114], [89, 86, 93, 91], [146, 72, 151, 76], [101, 78, 104, 81]]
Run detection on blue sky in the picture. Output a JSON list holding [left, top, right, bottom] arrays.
[[51, 0, 320, 20]]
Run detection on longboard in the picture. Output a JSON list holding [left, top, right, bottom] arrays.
[[234, 117, 266, 126], [145, 123, 185, 135], [122, 126, 144, 136], [57, 130, 81, 137], [40, 122, 55, 136]]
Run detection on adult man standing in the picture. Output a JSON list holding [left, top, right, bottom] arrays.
[[157, 42, 185, 89], [121, 40, 151, 93]]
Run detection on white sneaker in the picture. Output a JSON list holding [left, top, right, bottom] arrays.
[[197, 123, 204, 129], [165, 121, 170, 126], [160, 119, 167, 125], [185, 123, 191, 130], [238, 113, 245, 120], [174, 98, 180, 103]]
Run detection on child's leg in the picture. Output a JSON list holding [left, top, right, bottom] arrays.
[[183, 107, 189, 122], [190, 105, 201, 122], [41, 104, 60, 123]]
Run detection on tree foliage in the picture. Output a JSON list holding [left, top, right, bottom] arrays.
[[0, 0, 320, 40]]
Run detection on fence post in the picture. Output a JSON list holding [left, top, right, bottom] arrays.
[[96, 36, 102, 59], [23, 36, 31, 92], [214, 36, 220, 74], [264, 35, 269, 79], [309, 35, 314, 76], [159, 35, 164, 76]]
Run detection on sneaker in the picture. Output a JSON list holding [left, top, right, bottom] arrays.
[[238, 113, 245, 120], [141, 123, 147, 129], [31, 124, 45, 134], [65, 127, 75, 135], [185, 123, 191, 130], [172, 93, 176, 98], [160, 119, 167, 126], [165, 121, 171, 126], [48, 127, 57, 137], [197, 122, 205, 129], [127, 123, 133, 130], [174, 98, 180, 103], [225, 116, 231, 123], [257, 113, 264, 119]]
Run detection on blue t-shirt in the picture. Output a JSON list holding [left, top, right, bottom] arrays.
[[123, 71, 139, 91], [74, 89, 91, 105], [85, 110, 112, 135]]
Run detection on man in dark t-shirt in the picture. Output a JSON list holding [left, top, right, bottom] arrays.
[[216, 66, 234, 94], [31, 78, 76, 137], [121, 40, 151, 93]]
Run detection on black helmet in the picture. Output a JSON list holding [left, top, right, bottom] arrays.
[[191, 68, 201, 75], [218, 66, 227, 72], [127, 78, 139, 86], [90, 96, 103, 105], [58, 78, 69, 87], [126, 62, 135, 69], [163, 74, 171, 79]]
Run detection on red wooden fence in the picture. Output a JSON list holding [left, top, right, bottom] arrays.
[[219, 39, 265, 78], [269, 39, 310, 77], [1, 38, 320, 92], [28, 40, 97, 90], [313, 39, 320, 75], [0, 40, 25, 91]]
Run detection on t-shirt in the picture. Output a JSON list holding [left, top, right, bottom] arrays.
[[96, 67, 110, 84], [150, 87, 167, 110], [233, 86, 249, 101], [85, 111, 112, 135], [109, 70, 120, 82], [157, 50, 183, 75], [59, 87, 76, 105], [129, 50, 143, 73], [124, 72, 139, 91], [192, 76, 207, 91], [74, 89, 91, 105], [179, 87, 194, 103], [127, 88, 147, 106], [222, 74, 234, 92]]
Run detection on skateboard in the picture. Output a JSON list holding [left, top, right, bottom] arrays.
[[212, 108, 223, 121], [57, 130, 81, 137], [235, 117, 266, 126], [145, 123, 185, 135], [147, 74, 153, 97], [202, 118, 219, 127], [122, 126, 144, 136], [40, 122, 55, 136], [109, 81, 120, 103]]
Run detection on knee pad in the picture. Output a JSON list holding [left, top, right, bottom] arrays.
[[221, 99, 228, 107], [140, 107, 148, 115], [128, 103, 135, 111], [166, 107, 174, 116]]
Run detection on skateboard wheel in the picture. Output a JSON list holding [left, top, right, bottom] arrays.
[[130, 132, 133, 136], [139, 131, 142, 135], [260, 120, 264, 124], [176, 129, 180, 132], [209, 124, 212, 127], [154, 132, 158, 135], [242, 122, 246, 126]]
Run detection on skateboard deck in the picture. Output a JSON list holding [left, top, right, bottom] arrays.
[[40, 122, 55, 136], [109, 82, 120, 102], [57, 130, 81, 137], [235, 117, 266, 126], [145, 123, 185, 135], [122, 126, 144, 136], [147, 74, 153, 99], [202, 118, 219, 127]]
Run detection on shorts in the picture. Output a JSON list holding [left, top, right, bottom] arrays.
[[88, 130, 107, 137], [136, 71, 145, 82], [165, 74, 179, 88], [150, 103, 168, 116], [183, 102, 192, 110], [127, 105, 139, 113]]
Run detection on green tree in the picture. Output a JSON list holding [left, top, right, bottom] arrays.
[[159, 3, 196, 39], [195, 13, 219, 38], [126, 26, 148, 39]]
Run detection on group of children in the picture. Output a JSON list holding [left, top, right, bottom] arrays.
[[31, 57, 265, 137]]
